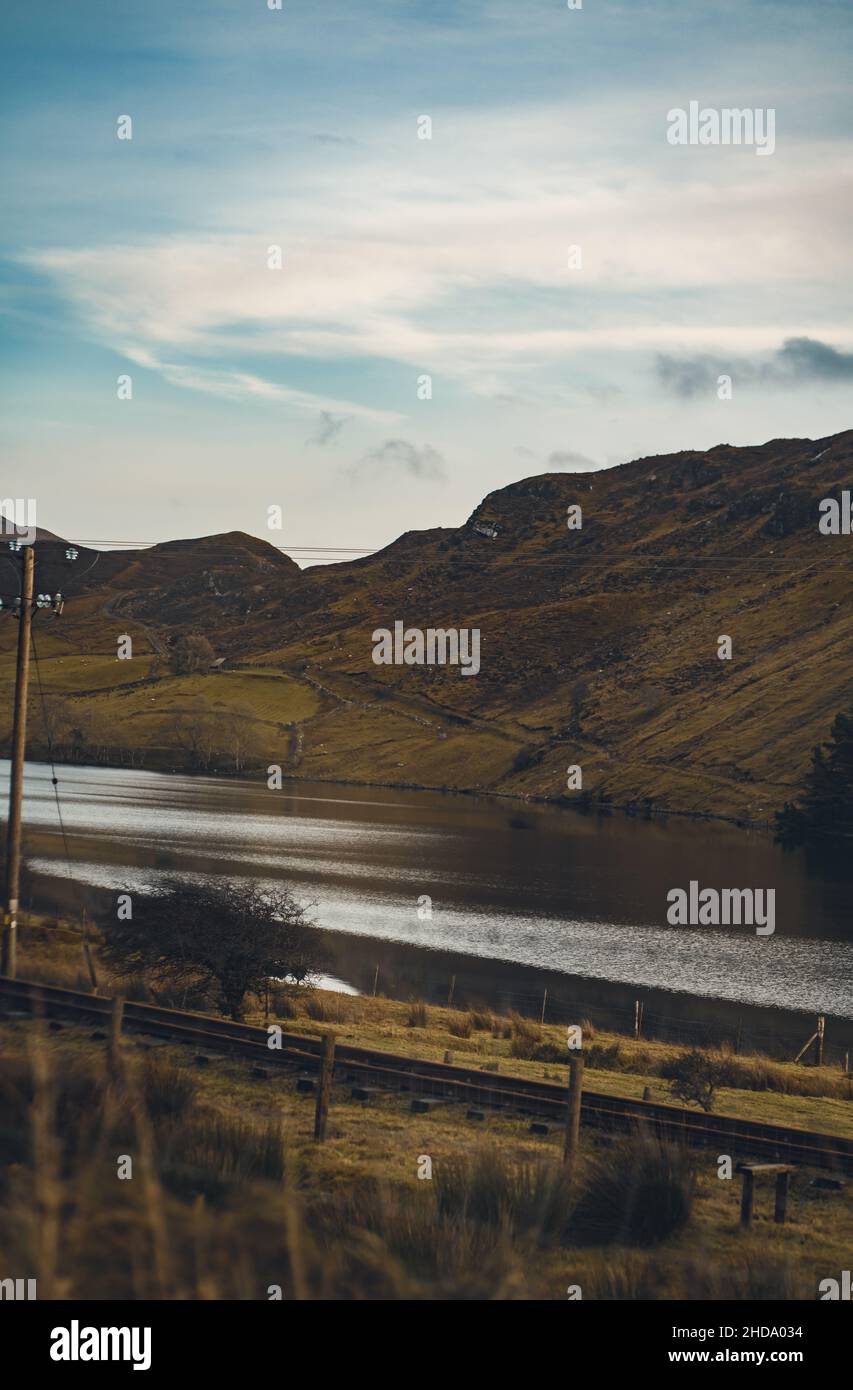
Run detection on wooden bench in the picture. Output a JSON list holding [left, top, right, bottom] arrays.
[[736, 1163, 797, 1228]]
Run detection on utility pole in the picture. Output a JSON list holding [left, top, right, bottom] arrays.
[[2, 545, 35, 978], [563, 1047, 584, 1179]]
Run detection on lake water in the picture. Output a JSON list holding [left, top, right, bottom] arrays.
[[4, 759, 852, 1032]]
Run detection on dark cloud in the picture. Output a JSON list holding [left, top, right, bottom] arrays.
[[357, 438, 446, 480], [547, 449, 599, 471], [657, 337, 853, 398], [777, 337, 853, 380], [308, 411, 348, 446]]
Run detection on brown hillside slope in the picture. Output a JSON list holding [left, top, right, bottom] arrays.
[[2, 431, 852, 822]]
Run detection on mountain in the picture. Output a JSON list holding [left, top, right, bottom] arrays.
[[3, 431, 852, 823]]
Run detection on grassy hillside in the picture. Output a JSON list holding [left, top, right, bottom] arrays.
[[3, 431, 853, 821]]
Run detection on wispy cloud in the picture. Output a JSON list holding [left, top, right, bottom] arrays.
[[21, 102, 853, 412], [307, 410, 349, 445], [353, 439, 446, 481]]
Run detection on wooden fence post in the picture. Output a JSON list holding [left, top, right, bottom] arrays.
[[816, 1015, 825, 1067], [314, 1032, 336, 1142], [774, 1171, 791, 1225], [82, 930, 98, 992], [563, 1050, 584, 1178], [109, 996, 125, 1081], [740, 1169, 755, 1228]]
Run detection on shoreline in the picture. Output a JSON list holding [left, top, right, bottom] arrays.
[[7, 748, 778, 835]]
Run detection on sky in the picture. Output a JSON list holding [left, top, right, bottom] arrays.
[[1, 0, 852, 560]]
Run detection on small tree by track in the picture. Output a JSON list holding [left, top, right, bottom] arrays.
[[99, 879, 326, 1020], [663, 1049, 724, 1113]]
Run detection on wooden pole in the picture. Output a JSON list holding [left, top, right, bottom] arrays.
[[816, 1015, 825, 1067], [313, 1031, 335, 1142], [109, 996, 125, 1081], [540, 988, 548, 1024], [372, 964, 379, 997], [739, 1169, 755, 1228], [447, 974, 455, 1008], [2, 546, 35, 979], [774, 1171, 790, 1225], [563, 1051, 584, 1177], [82, 940, 98, 992], [794, 1031, 818, 1064], [81, 908, 98, 991]]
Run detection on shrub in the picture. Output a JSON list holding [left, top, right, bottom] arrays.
[[269, 986, 298, 1019], [468, 1008, 493, 1032], [663, 1049, 724, 1111], [158, 1114, 288, 1205], [448, 1014, 472, 1038], [140, 1055, 197, 1121], [580, 1253, 668, 1300], [681, 1256, 801, 1300], [507, 1011, 541, 1057], [0, 1054, 108, 1173], [406, 999, 429, 1028], [573, 1137, 695, 1247], [305, 993, 350, 1023], [433, 1148, 576, 1245], [585, 1042, 625, 1071], [313, 1180, 525, 1298]]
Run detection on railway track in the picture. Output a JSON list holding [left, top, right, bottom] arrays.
[[2, 975, 851, 1175]]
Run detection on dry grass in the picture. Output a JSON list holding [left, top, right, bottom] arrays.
[[0, 1017, 850, 1301], [406, 999, 429, 1028]]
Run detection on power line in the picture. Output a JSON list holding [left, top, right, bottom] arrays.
[[41, 537, 853, 569], [63, 539, 379, 554]]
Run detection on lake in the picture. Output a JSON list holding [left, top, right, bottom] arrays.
[[4, 760, 852, 1045]]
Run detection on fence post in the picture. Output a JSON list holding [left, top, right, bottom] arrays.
[[740, 1169, 755, 1228], [816, 1015, 825, 1067], [540, 988, 548, 1024], [563, 1050, 584, 1178], [314, 1032, 336, 1142], [109, 996, 125, 1081], [372, 964, 379, 997], [447, 974, 455, 1008]]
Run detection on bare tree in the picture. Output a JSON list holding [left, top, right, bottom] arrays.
[[99, 878, 326, 1020]]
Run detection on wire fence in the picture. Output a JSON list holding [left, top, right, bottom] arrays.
[[409, 976, 851, 1068]]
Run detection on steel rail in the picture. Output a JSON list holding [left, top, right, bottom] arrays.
[[2, 975, 850, 1173]]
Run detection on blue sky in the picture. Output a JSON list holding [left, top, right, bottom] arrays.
[[2, 0, 852, 556]]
